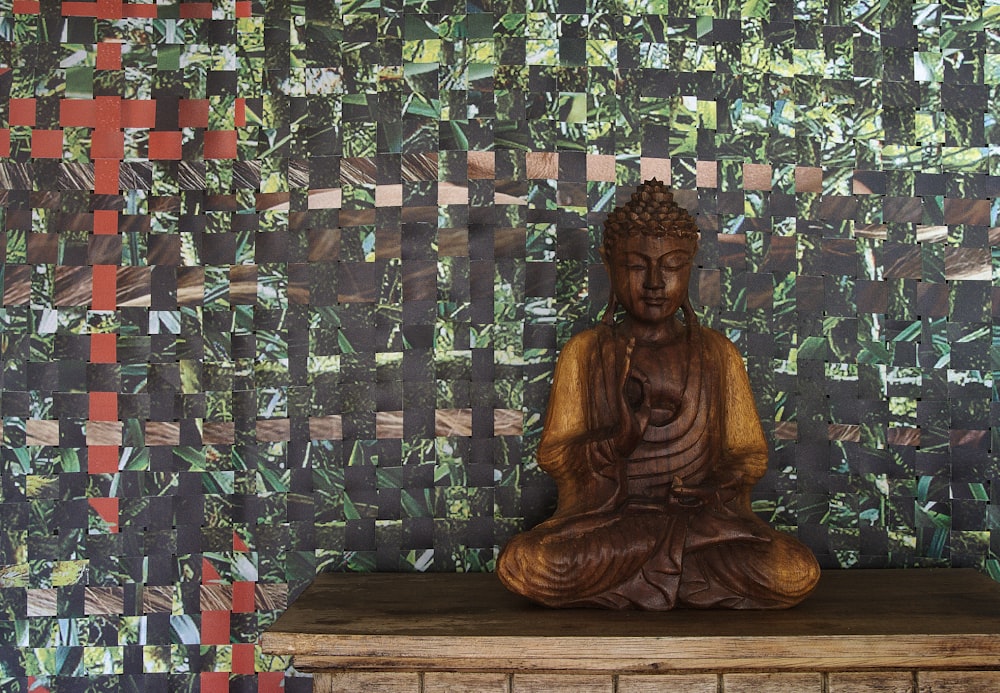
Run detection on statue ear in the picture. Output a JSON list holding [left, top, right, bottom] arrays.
[[599, 246, 618, 326], [602, 290, 618, 326]]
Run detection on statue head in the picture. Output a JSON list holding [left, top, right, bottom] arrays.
[[602, 179, 699, 255], [600, 179, 699, 330]]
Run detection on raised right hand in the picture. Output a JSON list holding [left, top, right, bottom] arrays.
[[612, 338, 650, 456]]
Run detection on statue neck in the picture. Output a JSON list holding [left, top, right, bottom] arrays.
[[619, 316, 688, 347]]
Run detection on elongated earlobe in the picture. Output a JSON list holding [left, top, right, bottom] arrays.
[[681, 296, 698, 329], [602, 290, 617, 326]]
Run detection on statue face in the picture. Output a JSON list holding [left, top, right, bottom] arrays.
[[603, 233, 695, 326]]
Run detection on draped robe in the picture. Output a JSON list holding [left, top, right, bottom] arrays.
[[497, 322, 819, 609]]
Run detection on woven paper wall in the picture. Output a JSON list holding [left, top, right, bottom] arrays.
[[1, 0, 998, 690]]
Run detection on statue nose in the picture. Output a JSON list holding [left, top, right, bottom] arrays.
[[644, 267, 664, 289]]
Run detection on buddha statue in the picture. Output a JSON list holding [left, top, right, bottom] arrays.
[[497, 179, 820, 610]]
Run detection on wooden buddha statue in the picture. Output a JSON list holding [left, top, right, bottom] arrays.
[[497, 179, 820, 609]]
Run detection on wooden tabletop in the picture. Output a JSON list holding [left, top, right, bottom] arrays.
[[261, 569, 1000, 673]]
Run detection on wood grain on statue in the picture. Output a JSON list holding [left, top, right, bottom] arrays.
[[496, 180, 820, 609]]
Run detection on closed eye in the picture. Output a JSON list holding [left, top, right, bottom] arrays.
[[660, 253, 691, 270]]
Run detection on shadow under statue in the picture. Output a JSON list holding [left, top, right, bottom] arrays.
[[497, 180, 820, 610]]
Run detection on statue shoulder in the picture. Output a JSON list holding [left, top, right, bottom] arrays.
[[558, 324, 615, 359], [695, 324, 732, 348], [694, 325, 745, 364]]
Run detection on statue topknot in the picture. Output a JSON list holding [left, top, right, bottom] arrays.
[[603, 179, 699, 253]]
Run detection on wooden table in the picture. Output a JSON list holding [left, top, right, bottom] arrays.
[[261, 568, 1000, 692]]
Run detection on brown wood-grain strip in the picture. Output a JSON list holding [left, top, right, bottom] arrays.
[[828, 671, 915, 692], [917, 670, 1000, 692], [423, 672, 509, 693], [512, 673, 611, 692], [618, 673, 717, 692], [724, 672, 822, 693], [313, 672, 419, 693]]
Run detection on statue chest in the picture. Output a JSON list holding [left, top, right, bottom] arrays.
[[625, 345, 689, 420], [621, 342, 715, 494]]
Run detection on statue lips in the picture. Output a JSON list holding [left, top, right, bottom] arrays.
[[640, 295, 670, 310]]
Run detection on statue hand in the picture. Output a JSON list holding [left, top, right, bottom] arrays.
[[667, 476, 713, 510], [705, 468, 750, 505], [670, 472, 747, 508], [612, 338, 650, 456]]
